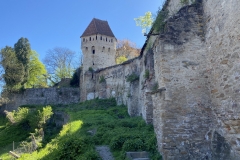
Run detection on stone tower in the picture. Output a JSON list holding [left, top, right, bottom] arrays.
[[80, 18, 116, 73]]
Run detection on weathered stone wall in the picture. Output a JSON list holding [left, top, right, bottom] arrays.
[[80, 0, 240, 159], [1, 87, 80, 112], [204, 0, 240, 158], [152, 2, 216, 159], [80, 39, 157, 123]]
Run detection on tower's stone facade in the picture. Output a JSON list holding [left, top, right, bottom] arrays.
[[80, 18, 116, 73]]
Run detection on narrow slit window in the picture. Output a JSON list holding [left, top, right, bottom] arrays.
[[100, 36, 102, 40], [96, 35, 97, 40], [106, 37, 107, 42], [108, 48, 110, 52], [92, 46, 95, 54], [89, 37, 91, 41]]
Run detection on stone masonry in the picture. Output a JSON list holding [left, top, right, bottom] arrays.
[[80, 0, 240, 159]]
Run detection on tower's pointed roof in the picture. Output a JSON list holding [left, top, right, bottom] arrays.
[[81, 18, 115, 38]]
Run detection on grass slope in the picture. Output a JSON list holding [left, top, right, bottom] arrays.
[[1, 98, 161, 160]]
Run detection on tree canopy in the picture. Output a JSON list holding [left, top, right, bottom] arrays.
[[44, 47, 77, 84], [134, 11, 154, 34], [25, 50, 47, 88], [0, 37, 47, 92]]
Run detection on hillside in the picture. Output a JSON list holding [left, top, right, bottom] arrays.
[[0, 98, 161, 160]]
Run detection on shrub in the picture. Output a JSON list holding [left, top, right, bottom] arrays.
[[88, 67, 94, 72], [180, 0, 188, 5], [144, 69, 150, 79], [152, 82, 159, 92], [152, 5, 168, 33], [70, 67, 81, 87], [99, 75, 105, 83], [126, 73, 139, 82], [122, 138, 145, 151]]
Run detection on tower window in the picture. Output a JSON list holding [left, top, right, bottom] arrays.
[[85, 47, 88, 51], [100, 36, 102, 40], [83, 38, 85, 42], [106, 37, 107, 42], [89, 37, 91, 41], [111, 39, 113, 42], [93, 38, 94, 41], [108, 48, 110, 52], [102, 46, 105, 52], [96, 35, 97, 40], [92, 46, 95, 54]]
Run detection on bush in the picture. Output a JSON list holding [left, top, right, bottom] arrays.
[[122, 138, 145, 151], [99, 75, 105, 83], [70, 67, 81, 87], [88, 67, 94, 72], [126, 73, 139, 83], [144, 69, 150, 79]]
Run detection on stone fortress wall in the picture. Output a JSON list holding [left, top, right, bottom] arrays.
[[80, 0, 240, 159], [0, 87, 80, 113]]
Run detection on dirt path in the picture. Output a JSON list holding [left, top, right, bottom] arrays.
[[95, 146, 114, 160]]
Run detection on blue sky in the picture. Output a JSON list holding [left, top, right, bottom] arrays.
[[0, 0, 163, 61]]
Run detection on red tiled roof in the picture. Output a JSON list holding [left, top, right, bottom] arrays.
[[81, 18, 115, 38]]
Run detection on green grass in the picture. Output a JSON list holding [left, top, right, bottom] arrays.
[[0, 98, 162, 160]]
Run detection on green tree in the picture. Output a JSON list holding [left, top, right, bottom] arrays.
[[116, 56, 128, 64], [25, 50, 47, 88], [134, 11, 154, 34], [0, 46, 24, 91], [14, 37, 31, 85]]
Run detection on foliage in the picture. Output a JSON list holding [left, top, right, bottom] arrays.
[[126, 73, 139, 83], [134, 11, 154, 34], [180, 0, 189, 5], [116, 56, 128, 64], [25, 50, 47, 88], [88, 67, 94, 72], [70, 67, 81, 87], [152, 82, 159, 92], [99, 75, 105, 83], [0, 46, 25, 91], [0, 38, 47, 91], [116, 39, 140, 61], [0, 106, 53, 151], [44, 47, 77, 83], [144, 69, 150, 79], [14, 37, 31, 86], [152, 6, 169, 33], [0, 98, 161, 159]]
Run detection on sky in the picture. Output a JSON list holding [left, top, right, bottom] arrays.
[[0, 0, 164, 61]]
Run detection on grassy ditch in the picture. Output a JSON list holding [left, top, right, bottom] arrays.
[[0, 98, 161, 160]]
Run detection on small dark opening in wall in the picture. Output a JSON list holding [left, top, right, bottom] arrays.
[[83, 38, 85, 42], [106, 37, 107, 42], [92, 73, 93, 79], [93, 62, 94, 65], [111, 39, 113, 42], [89, 37, 91, 41], [100, 36, 102, 40], [92, 46, 95, 54], [96, 35, 97, 40]]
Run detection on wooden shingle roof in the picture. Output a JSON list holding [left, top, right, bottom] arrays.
[[81, 18, 115, 38]]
